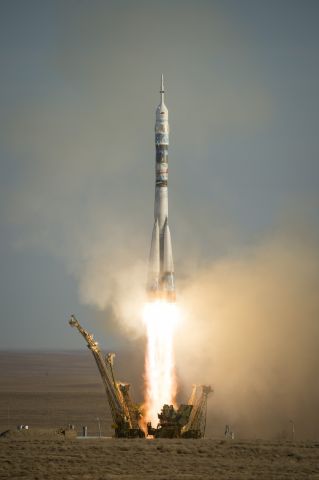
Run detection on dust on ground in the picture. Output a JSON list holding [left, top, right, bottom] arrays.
[[1, 435, 319, 480]]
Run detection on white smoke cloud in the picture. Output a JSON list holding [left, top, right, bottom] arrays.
[[175, 220, 319, 439]]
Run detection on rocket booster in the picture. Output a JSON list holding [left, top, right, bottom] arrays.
[[147, 75, 176, 302]]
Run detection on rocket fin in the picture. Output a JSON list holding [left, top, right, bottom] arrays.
[[163, 221, 174, 273], [147, 219, 160, 291], [162, 221, 175, 299]]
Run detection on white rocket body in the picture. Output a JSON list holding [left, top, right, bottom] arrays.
[[147, 76, 176, 302]]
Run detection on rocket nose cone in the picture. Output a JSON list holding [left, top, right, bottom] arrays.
[[156, 103, 168, 119], [156, 74, 168, 121]]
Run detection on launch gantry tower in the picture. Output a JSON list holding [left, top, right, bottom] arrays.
[[69, 315, 144, 438], [182, 385, 213, 438]]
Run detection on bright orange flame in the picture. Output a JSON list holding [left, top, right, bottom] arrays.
[[143, 301, 180, 426]]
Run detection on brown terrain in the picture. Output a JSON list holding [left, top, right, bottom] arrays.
[[0, 351, 318, 480]]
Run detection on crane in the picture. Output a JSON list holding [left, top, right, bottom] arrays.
[[182, 385, 213, 438], [69, 315, 144, 438]]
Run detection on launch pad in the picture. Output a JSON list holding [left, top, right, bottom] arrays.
[[69, 315, 212, 439]]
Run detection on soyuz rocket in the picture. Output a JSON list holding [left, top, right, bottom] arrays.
[[147, 75, 176, 302]]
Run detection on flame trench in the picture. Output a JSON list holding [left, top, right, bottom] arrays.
[[143, 301, 178, 425]]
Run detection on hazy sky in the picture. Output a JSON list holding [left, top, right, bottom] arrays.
[[1, 0, 319, 350]]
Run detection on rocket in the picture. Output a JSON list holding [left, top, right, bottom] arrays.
[[147, 75, 176, 302]]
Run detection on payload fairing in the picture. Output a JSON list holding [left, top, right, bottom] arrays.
[[147, 75, 176, 302]]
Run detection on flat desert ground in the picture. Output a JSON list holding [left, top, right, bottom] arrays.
[[1, 352, 318, 480]]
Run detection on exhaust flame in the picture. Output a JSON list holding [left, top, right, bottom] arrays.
[[143, 301, 179, 425]]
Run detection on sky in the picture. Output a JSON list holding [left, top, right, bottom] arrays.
[[0, 0, 318, 348]]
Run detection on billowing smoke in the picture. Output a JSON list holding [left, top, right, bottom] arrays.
[[78, 243, 147, 336], [69, 215, 319, 440], [175, 222, 319, 440]]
